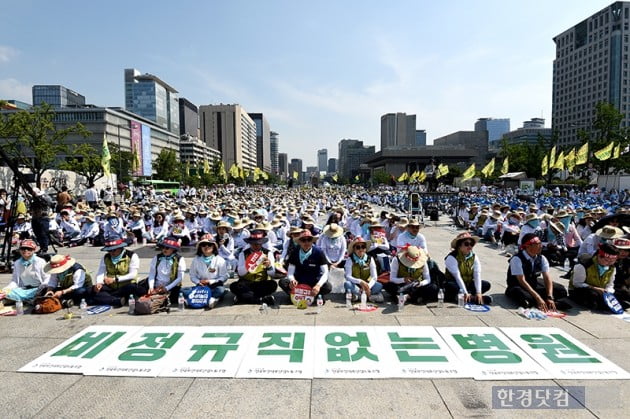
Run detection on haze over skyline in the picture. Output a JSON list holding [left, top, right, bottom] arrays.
[[0, 0, 615, 167]]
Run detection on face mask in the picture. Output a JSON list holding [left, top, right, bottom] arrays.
[[508, 218, 519, 225], [560, 217, 571, 229]]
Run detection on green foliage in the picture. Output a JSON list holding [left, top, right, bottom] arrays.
[[107, 142, 134, 184], [499, 134, 551, 180], [59, 143, 104, 186], [2, 103, 89, 187], [153, 149, 181, 181], [586, 101, 630, 174], [371, 169, 391, 185]]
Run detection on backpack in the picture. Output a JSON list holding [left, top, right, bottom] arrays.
[[134, 293, 170, 315], [33, 296, 62, 314]]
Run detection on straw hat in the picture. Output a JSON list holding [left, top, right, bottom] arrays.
[[347, 236, 371, 255], [490, 210, 502, 220], [524, 213, 539, 223], [158, 236, 181, 250], [216, 221, 233, 231], [398, 245, 428, 269], [286, 226, 304, 237], [397, 217, 409, 228], [613, 238, 630, 250], [44, 254, 77, 274], [323, 223, 343, 238], [19, 239, 38, 251], [549, 221, 566, 234], [196, 234, 217, 251], [407, 217, 422, 227], [450, 232, 479, 249], [244, 230, 269, 245], [595, 226, 624, 240], [101, 238, 128, 252]]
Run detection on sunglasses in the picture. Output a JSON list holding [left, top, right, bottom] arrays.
[[199, 243, 213, 248], [19, 247, 34, 251], [354, 245, 367, 250], [461, 241, 475, 247], [299, 238, 313, 242]]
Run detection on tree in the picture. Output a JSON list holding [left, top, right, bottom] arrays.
[[588, 101, 630, 174], [371, 169, 391, 185], [3, 103, 89, 187], [107, 142, 134, 184], [153, 149, 181, 181], [59, 143, 105, 186]]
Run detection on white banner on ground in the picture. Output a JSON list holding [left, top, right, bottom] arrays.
[[236, 326, 314, 379], [19, 325, 142, 374], [500, 327, 630, 380], [436, 327, 551, 381], [83, 326, 198, 377], [160, 326, 256, 378], [20, 326, 628, 380], [370, 326, 470, 378]]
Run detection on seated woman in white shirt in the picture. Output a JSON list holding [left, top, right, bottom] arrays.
[[185, 234, 227, 309], [444, 232, 492, 305]]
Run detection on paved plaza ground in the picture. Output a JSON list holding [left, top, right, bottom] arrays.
[[1, 214, 628, 418]]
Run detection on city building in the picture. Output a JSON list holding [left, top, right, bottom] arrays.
[[179, 98, 199, 138], [306, 166, 318, 180], [415, 130, 427, 146], [338, 139, 376, 180], [248, 113, 271, 172], [1, 106, 179, 177], [278, 152, 288, 177], [124, 68, 179, 134], [270, 131, 279, 174], [179, 135, 221, 168], [289, 158, 303, 181], [497, 118, 553, 149], [380, 112, 416, 150], [32, 85, 85, 108], [475, 118, 510, 150], [317, 148, 328, 172], [327, 158, 337, 174], [199, 104, 257, 170], [1, 100, 31, 110], [552, 2, 630, 146], [432, 130, 489, 166]]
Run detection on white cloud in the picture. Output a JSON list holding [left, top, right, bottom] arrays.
[[0, 46, 18, 64], [0, 78, 31, 102]]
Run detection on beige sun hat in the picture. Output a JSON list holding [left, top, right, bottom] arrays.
[[44, 254, 76, 274], [398, 245, 428, 269], [323, 223, 343, 238]]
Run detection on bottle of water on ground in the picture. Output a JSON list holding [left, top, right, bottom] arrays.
[[437, 288, 444, 308], [345, 290, 353, 309], [80, 298, 87, 315], [398, 292, 405, 311], [317, 295, 324, 314], [458, 291, 465, 307], [16, 300, 24, 315], [128, 295, 135, 315], [360, 290, 367, 310], [178, 292, 185, 312]]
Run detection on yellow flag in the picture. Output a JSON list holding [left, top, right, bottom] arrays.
[[565, 148, 576, 172], [292, 171, 298, 180], [553, 151, 564, 170], [409, 171, 419, 181], [354, 174, 360, 181], [436, 164, 449, 179], [461, 163, 475, 181], [228, 163, 239, 178], [576, 143, 588, 165], [501, 157, 508, 175], [541, 155, 548, 176], [218, 161, 226, 181], [101, 136, 111, 177], [594, 141, 614, 161], [332, 174, 338, 183], [417, 171, 426, 182], [549, 146, 556, 168], [262, 171, 269, 180], [481, 158, 495, 177], [613, 143, 621, 160], [397, 172, 408, 182]]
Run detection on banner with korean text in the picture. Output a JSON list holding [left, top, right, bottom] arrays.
[[19, 326, 629, 380]]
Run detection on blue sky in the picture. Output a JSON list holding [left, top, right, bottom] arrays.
[[0, 0, 617, 167]]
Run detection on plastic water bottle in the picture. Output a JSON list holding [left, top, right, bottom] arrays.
[[360, 290, 367, 310], [397, 292, 405, 311], [178, 292, 185, 312], [345, 290, 353, 309], [437, 288, 444, 308], [15, 300, 24, 315], [79, 298, 87, 314], [457, 291, 465, 307], [259, 302, 269, 314], [317, 295, 324, 314], [128, 295, 135, 315]]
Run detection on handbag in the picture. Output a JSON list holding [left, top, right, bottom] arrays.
[[135, 293, 170, 315], [33, 296, 63, 314], [185, 286, 212, 309]]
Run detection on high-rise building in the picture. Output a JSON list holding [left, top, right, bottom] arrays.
[[499, 118, 553, 148], [278, 152, 288, 177], [317, 148, 328, 172], [32, 85, 85, 108], [475, 118, 510, 151], [289, 158, 303, 181], [552, 2, 630, 146], [179, 98, 199, 138], [124, 68, 179, 134], [380, 112, 416, 150], [327, 158, 337, 173], [270, 131, 279, 174], [415, 130, 427, 146], [199, 104, 257, 170], [338, 139, 376, 180], [248, 113, 271, 172]]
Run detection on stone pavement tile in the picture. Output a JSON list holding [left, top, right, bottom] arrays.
[[179, 378, 311, 416], [147, 313, 240, 326], [397, 315, 488, 327], [562, 312, 630, 339], [0, 313, 99, 339], [0, 372, 81, 418], [472, 313, 596, 341], [0, 337, 65, 372], [310, 379, 449, 418], [432, 379, 597, 418], [575, 338, 630, 372], [37, 376, 193, 418], [553, 380, 628, 418]]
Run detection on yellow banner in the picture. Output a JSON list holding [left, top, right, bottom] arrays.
[[594, 141, 614, 161], [461, 163, 475, 181], [481, 158, 495, 177], [549, 146, 556, 168], [564, 148, 576, 172], [576, 143, 588, 165], [501, 157, 508, 175], [553, 151, 564, 170], [541, 155, 548, 176]]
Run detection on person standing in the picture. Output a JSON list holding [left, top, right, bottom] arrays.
[[84, 184, 99, 209]]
